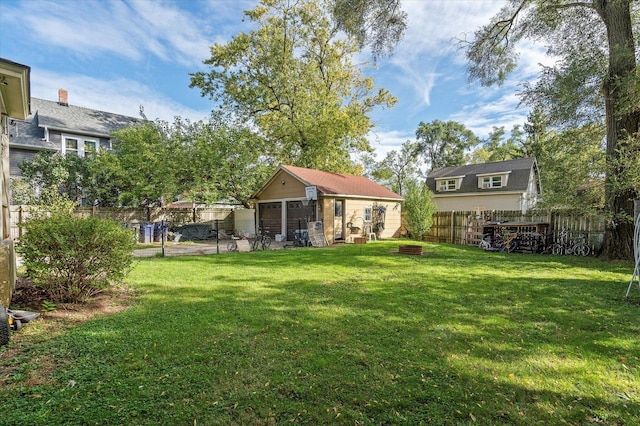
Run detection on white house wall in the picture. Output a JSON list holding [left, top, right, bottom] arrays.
[[434, 193, 526, 213]]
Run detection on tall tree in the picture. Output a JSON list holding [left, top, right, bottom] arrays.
[[465, 0, 639, 260], [102, 121, 177, 207], [331, 0, 407, 59], [190, 0, 396, 174], [369, 140, 421, 195], [468, 125, 527, 164], [415, 120, 479, 171], [184, 113, 274, 208]]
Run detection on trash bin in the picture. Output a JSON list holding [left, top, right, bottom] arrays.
[[153, 222, 168, 242], [140, 223, 154, 244]]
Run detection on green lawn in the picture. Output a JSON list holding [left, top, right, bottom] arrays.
[[1, 242, 639, 425]]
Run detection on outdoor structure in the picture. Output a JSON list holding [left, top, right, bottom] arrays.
[[8, 89, 139, 180], [0, 58, 30, 317], [252, 165, 404, 245], [426, 158, 542, 214]]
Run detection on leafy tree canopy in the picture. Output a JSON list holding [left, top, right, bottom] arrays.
[[368, 140, 421, 196], [190, 0, 396, 174], [331, 0, 406, 60], [415, 120, 479, 171]]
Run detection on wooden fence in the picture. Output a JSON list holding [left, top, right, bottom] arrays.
[[10, 206, 235, 240], [424, 210, 606, 253]]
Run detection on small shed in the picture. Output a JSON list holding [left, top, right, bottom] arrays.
[[252, 165, 404, 245]]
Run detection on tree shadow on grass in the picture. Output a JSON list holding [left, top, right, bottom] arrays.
[[2, 242, 638, 424]]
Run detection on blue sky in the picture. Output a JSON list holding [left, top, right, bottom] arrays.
[[0, 0, 549, 160]]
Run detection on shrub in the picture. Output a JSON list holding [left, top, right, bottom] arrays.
[[403, 181, 437, 241], [18, 210, 136, 304]]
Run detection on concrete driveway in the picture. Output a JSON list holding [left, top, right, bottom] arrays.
[[133, 240, 288, 257]]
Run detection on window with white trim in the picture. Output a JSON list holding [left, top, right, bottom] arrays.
[[437, 179, 457, 192], [84, 140, 97, 156], [63, 135, 100, 157], [364, 206, 372, 222], [64, 137, 79, 155], [482, 175, 503, 189]]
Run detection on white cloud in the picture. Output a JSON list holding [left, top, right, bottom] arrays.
[[10, 0, 236, 68], [366, 128, 415, 161], [449, 91, 527, 138]]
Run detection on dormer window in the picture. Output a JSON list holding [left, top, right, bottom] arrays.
[[482, 176, 502, 188], [438, 179, 456, 191], [435, 175, 464, 192], [478, 172, 510, 189]]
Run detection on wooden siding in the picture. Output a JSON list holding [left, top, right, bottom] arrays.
[[259, 170, 307, 200], [434, 193, 524, 213], [343, 198, 402, 240], [9, 147, 37, 177], [422, 210, 606, 253]]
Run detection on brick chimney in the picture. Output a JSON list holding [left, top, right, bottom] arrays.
[[58, 88, 68, 106]]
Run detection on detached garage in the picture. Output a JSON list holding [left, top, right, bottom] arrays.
[[252, 165, 403, 245]]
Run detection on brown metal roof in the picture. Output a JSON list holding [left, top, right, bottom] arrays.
[[281, 165, 403, 200]]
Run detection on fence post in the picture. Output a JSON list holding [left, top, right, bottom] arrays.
[[451, 210, 455, 244], [18, 205, 23, 238]]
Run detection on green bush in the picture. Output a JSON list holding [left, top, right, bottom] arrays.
[[403, 181, 437, 240], [17, 211, 136, 304]]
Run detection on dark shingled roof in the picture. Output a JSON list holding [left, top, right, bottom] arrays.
[[426, 158, 538, 194], [9, 98, 139, 150]]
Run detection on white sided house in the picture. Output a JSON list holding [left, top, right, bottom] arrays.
[[425, 158, 542, 213]]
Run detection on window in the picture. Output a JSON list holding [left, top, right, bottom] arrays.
[[334, 201, 342, 217], [65, 138, 79, 155], [438, 179, 457, 192], [63, 135, 100, 157], [482, 175, 503, 188], [84, 140, 97, 156], [364, 206, 372, 222]]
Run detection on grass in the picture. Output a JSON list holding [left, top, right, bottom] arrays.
[[1, 241, 639, 425]]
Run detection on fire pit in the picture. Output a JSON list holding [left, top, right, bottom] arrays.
[[398, 245, 423, 255]]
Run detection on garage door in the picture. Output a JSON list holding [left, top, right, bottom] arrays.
[[286, 201, 315, 241], [258, 202, 282, 237]]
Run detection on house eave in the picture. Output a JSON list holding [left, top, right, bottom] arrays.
[[0, 58, 31, 120], [8, 142, 56, 151], [476, 170, 512, 177], [434, 174, 466, 180], [433, 190, 526, 198], [43, 125, 111, 139], [320, 193, 404, 202]]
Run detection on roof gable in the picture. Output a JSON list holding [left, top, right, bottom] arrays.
[[30, 98, 139, 137], [257, 165, 403, 200]]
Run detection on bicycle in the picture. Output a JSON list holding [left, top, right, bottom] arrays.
[[251, 229, 272, 251], [479, 234, 492, 250], [227, 230, 250, 252], [501, 231, 521, 253], [550, 230, 591, 256]]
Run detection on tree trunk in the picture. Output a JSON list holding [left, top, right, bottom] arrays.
[[596, 0, 640, 260]]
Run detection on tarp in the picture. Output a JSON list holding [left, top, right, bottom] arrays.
[[174, 223, 214, 241]]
